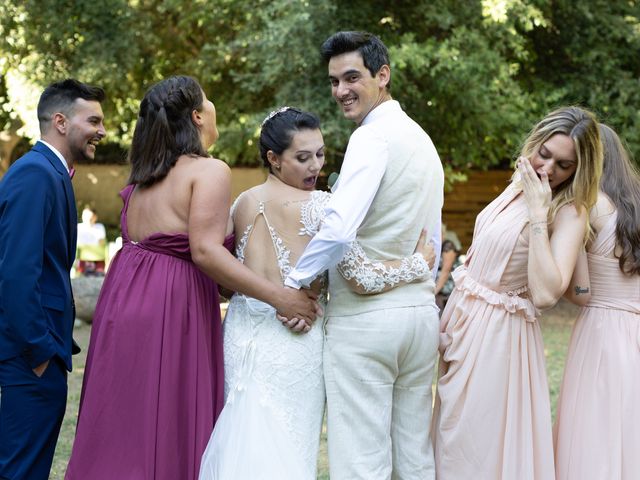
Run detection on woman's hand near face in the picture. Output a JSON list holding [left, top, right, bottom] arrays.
[[516, 156, 587, 309], [517, 156, 552, 222]]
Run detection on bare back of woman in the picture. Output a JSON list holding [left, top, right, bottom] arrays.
[[126, 155, 224, 241]]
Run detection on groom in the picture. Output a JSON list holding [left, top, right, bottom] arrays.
[[0, 79, 106, 479], [286, 31, 444, 479]]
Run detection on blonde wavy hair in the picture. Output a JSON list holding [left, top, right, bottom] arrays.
[[517, 106, 603, 240]]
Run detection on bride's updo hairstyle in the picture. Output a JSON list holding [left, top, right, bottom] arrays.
[[259, 107, 320, 173], [128, 75, 209, 188]]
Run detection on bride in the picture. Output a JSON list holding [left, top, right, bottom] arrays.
[[199, 107, 433, 479]]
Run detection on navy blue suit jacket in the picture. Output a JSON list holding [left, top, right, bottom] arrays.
[[0, 141, 79, 371]]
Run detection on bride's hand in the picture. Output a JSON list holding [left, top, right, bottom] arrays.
[[282, 316, 312, 333], [276, 312, 313, 333], [414, 228, 436, 269], [517, 156, 551, 222]]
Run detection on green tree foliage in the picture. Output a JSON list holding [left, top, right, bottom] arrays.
[[0, 0, 638, 174], [526, 0, 640, 151]]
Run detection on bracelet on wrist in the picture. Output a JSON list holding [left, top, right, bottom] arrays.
[[529, 220, 548, 227]]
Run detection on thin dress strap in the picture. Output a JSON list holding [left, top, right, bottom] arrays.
[[239, 200, 290, 283]]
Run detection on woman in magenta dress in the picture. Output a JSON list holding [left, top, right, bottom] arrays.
[[432, 106, 603, 479], [65, 76, 319, 480], [554, 124, 640, 479]]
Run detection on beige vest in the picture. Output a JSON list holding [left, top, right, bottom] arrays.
[[327, 107, 444, 316]]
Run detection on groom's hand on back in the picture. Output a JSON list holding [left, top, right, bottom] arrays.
[[275, 287, 319, 326], [275, 287, 322, 333]]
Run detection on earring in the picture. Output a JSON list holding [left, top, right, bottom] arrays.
[[274, 164, 281, 170]]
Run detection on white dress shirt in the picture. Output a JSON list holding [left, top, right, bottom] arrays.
[[39, 139, 70, 173], [285, 100, 441, 289]]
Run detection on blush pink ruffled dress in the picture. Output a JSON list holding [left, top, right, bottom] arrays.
[[554, 211, 640, 479], [433, 185, 555, 480]]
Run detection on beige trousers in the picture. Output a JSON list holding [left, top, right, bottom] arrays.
[[323, 305, 439, 480]]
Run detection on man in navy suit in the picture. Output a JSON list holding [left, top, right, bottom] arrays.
[[0, 79, 105, 479]]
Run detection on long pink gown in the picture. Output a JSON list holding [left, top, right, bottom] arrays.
[[433, 185, 555, 479], [65, 185, 233, 480], [554, 211, 640, 479]]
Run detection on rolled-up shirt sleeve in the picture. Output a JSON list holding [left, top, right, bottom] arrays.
[[285, 128, 388, 289]]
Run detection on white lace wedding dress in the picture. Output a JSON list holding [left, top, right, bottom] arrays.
[[199, 176, 430, 480]]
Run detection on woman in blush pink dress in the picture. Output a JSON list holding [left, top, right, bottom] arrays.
[[554, 124, 640, 480], [432, 106, 603, 480], [65, 77, 319, 480]]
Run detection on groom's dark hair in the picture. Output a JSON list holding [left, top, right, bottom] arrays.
[[37, 78, 105, 132], [320, 31, 391, 89]]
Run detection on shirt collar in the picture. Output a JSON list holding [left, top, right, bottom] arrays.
[[38, 139, 70, 173], [361, 99, 401, 126]]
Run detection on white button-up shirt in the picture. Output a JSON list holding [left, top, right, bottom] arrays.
[[39, 139, 70, 173], [285, 100, 441, 289]]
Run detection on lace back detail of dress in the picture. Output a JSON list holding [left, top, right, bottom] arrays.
[[299, 190, 331, 237], [220, 190, 331, 479], [235, 201, 291, 283], [236, 191, 330, 282]]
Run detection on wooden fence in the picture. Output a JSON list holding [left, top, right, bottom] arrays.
[[3, 162, 512, 249], [442, 170, 513, 251]]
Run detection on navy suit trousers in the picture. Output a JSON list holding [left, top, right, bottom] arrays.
[[0, 356, 67, 480]]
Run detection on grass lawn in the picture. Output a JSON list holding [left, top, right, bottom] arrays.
[[50, 300, 579, 479]]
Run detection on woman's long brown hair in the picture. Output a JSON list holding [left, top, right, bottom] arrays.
[[599, 124, 640, 275]]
